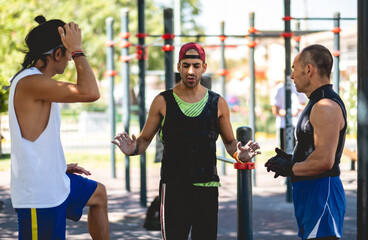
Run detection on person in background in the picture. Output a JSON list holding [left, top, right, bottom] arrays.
[[270, 80, 307, 150]]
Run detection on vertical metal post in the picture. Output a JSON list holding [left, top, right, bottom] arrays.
[[286, 20, 301, 204], [235, 126, 254, 240], [174, 0, 181, 63], [106, 17, 116, 178], [284, 0, 293, 203], [121, 8, 131, 191], [351, 158, 356, 171], [220, 21, 227, 175], [248, 12, 256, 186], [164, 8, 174, 90], [357, 0, 368, 238], [137, 0, 147, 207], [333, 12, 341, 95], [295, 21, 300, 52]]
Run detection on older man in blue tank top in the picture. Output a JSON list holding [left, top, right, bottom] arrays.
[[265, 44, 347, 240]]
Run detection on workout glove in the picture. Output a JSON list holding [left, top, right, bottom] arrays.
[[264, 148, 294, 178]]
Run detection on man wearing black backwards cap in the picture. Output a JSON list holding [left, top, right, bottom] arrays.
[[7, 16, 109, 239], [112, 42, 261, 239]]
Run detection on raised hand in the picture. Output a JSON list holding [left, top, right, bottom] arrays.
[[237, 140, 261, 163], [111, 132, 137, 156], [58, 22, 83, 53]]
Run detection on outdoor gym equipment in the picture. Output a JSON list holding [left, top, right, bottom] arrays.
[[105, 0, 367, 239]]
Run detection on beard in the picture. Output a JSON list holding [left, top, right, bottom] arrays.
[[182, 75, 200, 89]]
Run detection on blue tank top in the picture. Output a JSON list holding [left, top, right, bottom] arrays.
[[291, 84, 347, 182]]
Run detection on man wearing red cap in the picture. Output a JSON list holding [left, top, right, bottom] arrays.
[[113, 42, 260, 239]]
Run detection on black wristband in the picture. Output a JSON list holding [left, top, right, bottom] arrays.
[[72, 51, 86, 59], [129, 146, 139, 156]]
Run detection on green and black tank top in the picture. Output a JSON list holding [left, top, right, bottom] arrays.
[[159, 89, 221, 186]]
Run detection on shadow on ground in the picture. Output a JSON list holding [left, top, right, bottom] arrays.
[[0, 167, 357, 240]]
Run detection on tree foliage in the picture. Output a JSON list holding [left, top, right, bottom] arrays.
[[0, 0, 202, 112]]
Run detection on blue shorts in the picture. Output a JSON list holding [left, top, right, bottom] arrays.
[[292, 176, 346, 240], [15, 173, 97, 240]]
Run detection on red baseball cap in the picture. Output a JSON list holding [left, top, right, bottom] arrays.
[[178, 42, 206, 63]]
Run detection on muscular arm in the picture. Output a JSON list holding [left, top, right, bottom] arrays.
[[218, 96, 260, 162], [218, 97, 238, 155], [14, 22, 99, 141], [112, 95, 165, 156], [55, 22, 100, 102], [19, 67, 99, 103], [135, 95, 166, 154], [292, 99, 345, 176], [17, 22, 99, 103]]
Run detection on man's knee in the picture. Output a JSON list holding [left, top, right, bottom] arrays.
[[87, 182, 107, 207]]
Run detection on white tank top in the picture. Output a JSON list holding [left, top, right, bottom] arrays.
[[8, 67, 70, 208]]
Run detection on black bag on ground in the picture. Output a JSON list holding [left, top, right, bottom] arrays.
[[143, 196, 161, 231]]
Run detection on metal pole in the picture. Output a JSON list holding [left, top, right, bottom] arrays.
[[220, 21, 227, 175], [137, 0, 147, 207], [248, 12, 256, 187], [106, 17, 116, 178], [357, 0, 368, 238], [333, 12, 341, 95], [235, 126, 254, 240], [174, 0, 181, 64], [154, 8, 174, 170], [285, 20, 301, 203], [164, 8, 174, 90], [284, 0, 293, 203], [295, 21, 300, 52], [121, 8, 131, 191]]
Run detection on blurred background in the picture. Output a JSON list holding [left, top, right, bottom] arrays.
[[0, 1, 358, 239], [0, 0, 357, 162]]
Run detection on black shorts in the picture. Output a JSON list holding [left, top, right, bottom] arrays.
[[159, 181, 218, 240]]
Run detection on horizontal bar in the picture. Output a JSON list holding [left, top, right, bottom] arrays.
[[293, 17, 357, 21], [217, 155, 236, 164], [149, 30, 327, 39]]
